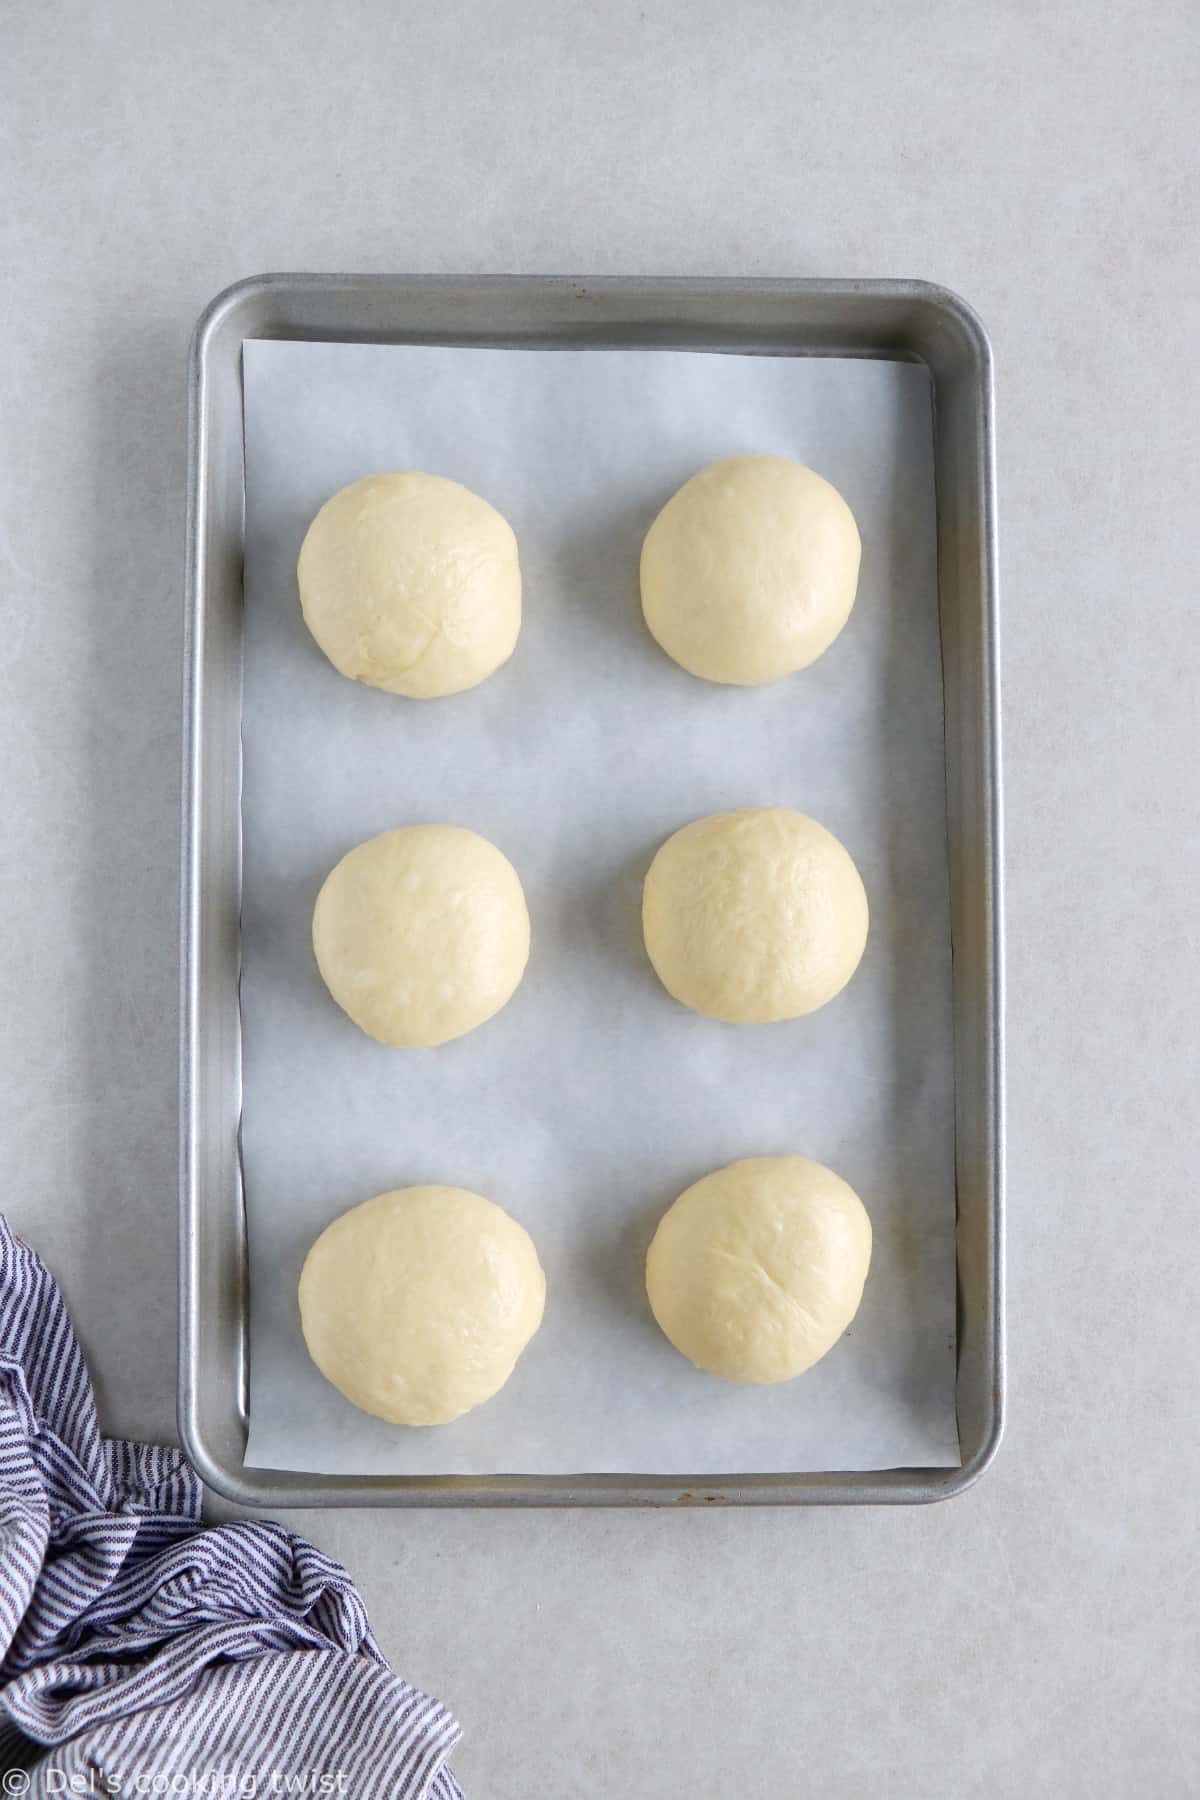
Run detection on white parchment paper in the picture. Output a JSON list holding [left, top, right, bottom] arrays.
[[240, 339, 958, 1475]]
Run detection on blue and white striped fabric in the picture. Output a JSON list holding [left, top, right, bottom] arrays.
[[0, 1216, 463, 1795]]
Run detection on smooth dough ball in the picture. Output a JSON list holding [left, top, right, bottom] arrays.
[[640, 455, 861, 685], [642, 807, 868, 1023], [645, 1156, 872, 1383], [299, 1186, 546, 1425], [313, 825, 530, 1047], [298, 472, 521, 698]]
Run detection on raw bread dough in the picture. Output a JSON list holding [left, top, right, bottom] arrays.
[[640, 454, 861, 685], [312, 824, 530, 1047], [645, 1156, 872, 1383], [642, 807, 868, 1022], [298, 472, 521, 697], [299, 1186, 546, 1425]]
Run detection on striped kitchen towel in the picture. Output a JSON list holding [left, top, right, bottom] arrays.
[[0, 1215, 463, 1795]]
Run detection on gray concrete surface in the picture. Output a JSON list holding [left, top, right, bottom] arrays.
[[3, 3, 1197, 1794]]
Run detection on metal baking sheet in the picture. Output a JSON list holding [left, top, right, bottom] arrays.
[[181, 275, 1004, 1507]]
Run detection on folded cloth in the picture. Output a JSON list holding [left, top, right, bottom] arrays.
[[0, 1216, 463, 1795]]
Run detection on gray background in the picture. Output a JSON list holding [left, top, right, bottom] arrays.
[[3, 2, 1196, 1794]]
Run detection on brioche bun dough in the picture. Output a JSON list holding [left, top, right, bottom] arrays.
[[312, 825, 530, 1047], [642, 807, 868, 1023], [645, 1156, 872, 1383], [298, 472, 521, 697], [299, 1186, 546, 1425], [640, 455, 860, 685]]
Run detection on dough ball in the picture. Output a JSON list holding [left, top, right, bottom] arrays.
[[298, 472, 521, 698], [299, 1186, 546, 1425], [645, 1156, 872, 1383], [642, 807, 868, 1023], [640, 455, 861, 685], [313, 825, 530, 1047]]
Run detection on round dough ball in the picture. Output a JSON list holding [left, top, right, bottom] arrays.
[[645, 1156, 872, 1383], [299, 1186, 546, 1425], [642, 807, 868, 1023], [298, 472, 521, 698], [640, 455, 861, 685], [313, 825, 530, 1047]]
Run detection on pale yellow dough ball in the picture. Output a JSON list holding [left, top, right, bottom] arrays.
[[312, 825, 530, 1048], [642, 807, 868, 1023], [645, 1156, 872, 1384], [640, 455, 861, 685], [298, 472, 521, 698], [299, 1186, 547, 1425]]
